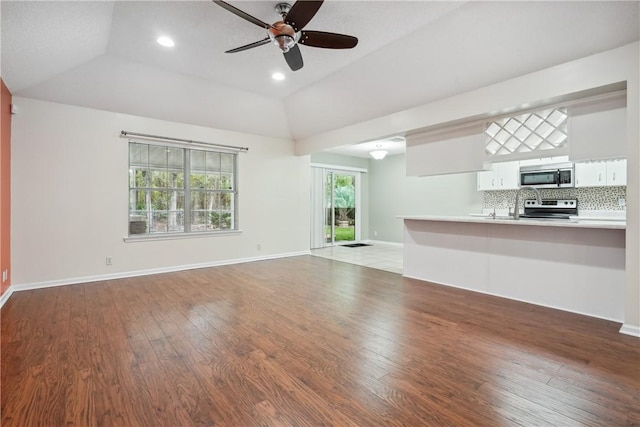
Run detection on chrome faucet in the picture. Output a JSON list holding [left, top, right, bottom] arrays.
[[512, 187, 542, 220]]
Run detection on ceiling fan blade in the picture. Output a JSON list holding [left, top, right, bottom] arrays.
[[299, 31, 358, 49], [225, 38, 271, 53], [212, 1, 273, 29], [283, 44, 303, 71], [284, 0, 323, 32]]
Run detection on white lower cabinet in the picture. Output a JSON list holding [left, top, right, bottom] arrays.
[[477, 161, 519, 191], [575, 159, 626, 187]]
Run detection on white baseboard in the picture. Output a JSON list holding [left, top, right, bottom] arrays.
[[3, 250, 311, 305], [619, 324, 640, 337], [362, 240, 404, 247], [0, 286, 14, 309]]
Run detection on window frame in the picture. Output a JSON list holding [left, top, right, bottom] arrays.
[[126, 140, 239, 240]]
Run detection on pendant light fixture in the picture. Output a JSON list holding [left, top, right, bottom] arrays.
[[369, 144, 388, 160]]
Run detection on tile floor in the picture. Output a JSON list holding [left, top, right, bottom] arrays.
[[310, 242, 404, 275]]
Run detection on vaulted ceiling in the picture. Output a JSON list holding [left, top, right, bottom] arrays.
[[2, 1, 639, 148]]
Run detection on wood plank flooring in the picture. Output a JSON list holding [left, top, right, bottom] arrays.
[[2, 255, 639, 426]]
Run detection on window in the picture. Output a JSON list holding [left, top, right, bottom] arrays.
[[128, 142, 237, 236]]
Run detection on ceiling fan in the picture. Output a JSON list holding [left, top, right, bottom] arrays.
[[212, 0, 358, 71]]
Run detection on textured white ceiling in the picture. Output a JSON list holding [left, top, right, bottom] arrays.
[[1, 1, 114, 91], [2, 1, 639, 152], [104, 1, 466, 99]]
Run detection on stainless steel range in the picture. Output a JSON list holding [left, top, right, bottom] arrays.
[[522, 199, 578, 219]]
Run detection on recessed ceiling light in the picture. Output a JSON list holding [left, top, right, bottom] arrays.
[[157, 36, 175, 47], [272, 72, 285, 81]]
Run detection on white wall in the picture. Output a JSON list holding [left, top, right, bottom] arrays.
[[296, 42, 640, 334], [368, 154, 483, 243], [11, 98, 310, 287]]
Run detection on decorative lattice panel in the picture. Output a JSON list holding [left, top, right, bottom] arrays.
[[485, 108, 568, 156]]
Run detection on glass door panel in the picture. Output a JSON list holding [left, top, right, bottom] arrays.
[[324, 171, 357, 245]]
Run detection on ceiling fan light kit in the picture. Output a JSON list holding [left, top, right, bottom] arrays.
[[212, 0, 358, 71], [270, 33, 296, 53]]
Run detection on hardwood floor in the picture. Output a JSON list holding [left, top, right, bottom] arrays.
[[2, 255, 639, 426]]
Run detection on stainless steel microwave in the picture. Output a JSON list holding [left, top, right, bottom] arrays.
[[519, 162, 575, 188]]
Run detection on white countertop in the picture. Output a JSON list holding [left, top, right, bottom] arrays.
[[397, 214, 626, 230]]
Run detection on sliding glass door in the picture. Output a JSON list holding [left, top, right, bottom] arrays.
[[311, 167, 361, 248], [326, 171, 357, 244]]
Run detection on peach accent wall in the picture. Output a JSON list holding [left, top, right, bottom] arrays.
[[1, 79, 11, 294]]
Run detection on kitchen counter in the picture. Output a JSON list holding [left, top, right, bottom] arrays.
[[397, 214, 626, 229], [400, 215, 625, 322]]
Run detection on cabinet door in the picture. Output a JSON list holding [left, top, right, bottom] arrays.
[[575, 162, 607, 187], [606, 159, 627, 186], [518, 156, 570, 167], [477, 169, 496, 191], [496, 162, 520, 190]]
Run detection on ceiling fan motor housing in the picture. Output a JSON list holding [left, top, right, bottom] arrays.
[[274, 3, 292, 17]]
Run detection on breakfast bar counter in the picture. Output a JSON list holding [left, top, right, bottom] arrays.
[[398, 214, 626, 229], [399, 215, 626, 323]]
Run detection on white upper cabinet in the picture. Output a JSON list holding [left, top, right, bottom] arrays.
[[477, 161, 519, 191], [606, 159, 627, 186], [518, 156, 569, 167], [575, 161, 607, 187], [477, 169, 496, 191], [496, 162, 520, 190], [568, 92, 627, 162], [575, 159, 626, 187]]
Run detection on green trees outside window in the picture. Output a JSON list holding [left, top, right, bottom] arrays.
[[129, 142, 236, 235]]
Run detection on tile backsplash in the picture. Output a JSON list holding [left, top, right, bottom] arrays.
[[484, 186, 626, 212]]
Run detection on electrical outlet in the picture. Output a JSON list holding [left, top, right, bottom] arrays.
[[619, 198, 626, 207], [374, 231, 377, 237], [257, 243, 261, 251], [106, 257, 112, 266], [2, 270, 7, 282]]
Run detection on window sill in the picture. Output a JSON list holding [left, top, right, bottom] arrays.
[[124, 229, 242, 243]]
